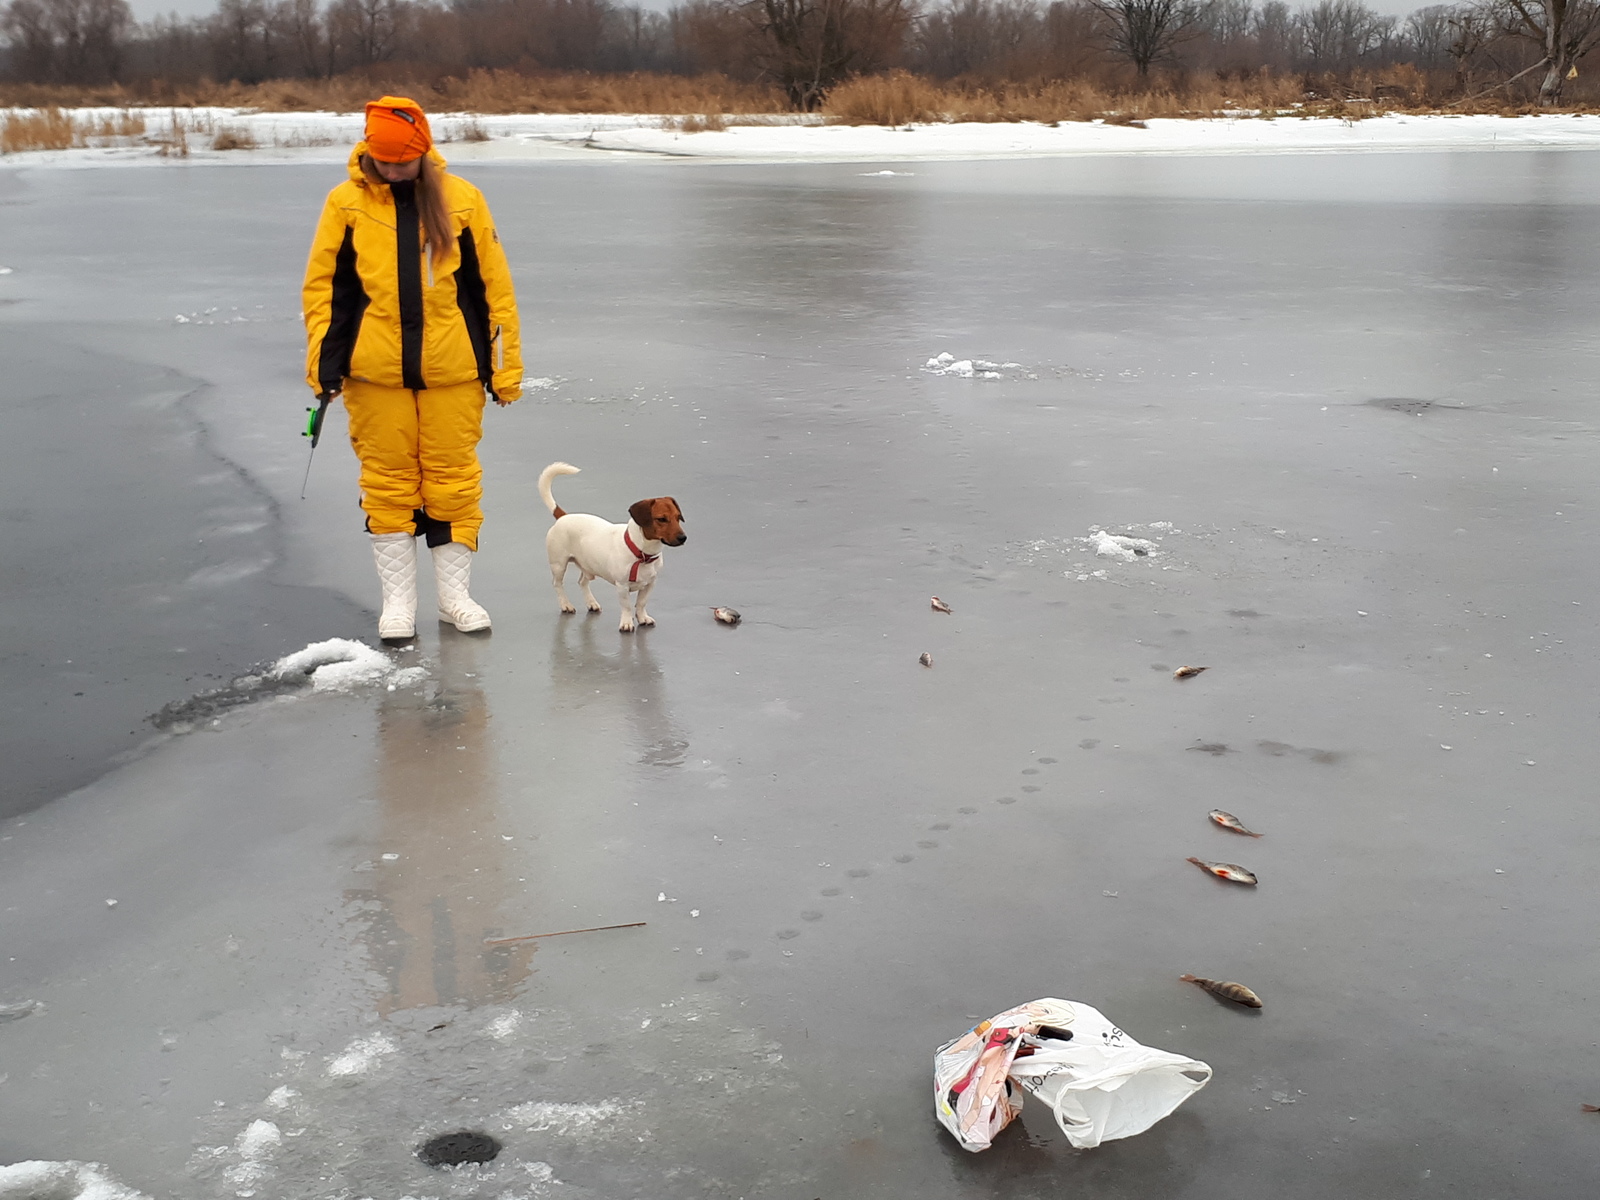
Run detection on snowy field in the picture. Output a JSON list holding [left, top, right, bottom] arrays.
[[2, 144, 1599, 1199], [5, 105, 1600, 167]]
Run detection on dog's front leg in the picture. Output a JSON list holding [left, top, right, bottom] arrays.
[[615, 582, 638, 633], [634, 580, 656, 627]]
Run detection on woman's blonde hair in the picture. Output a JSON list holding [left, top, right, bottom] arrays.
[[361, 153, 452, 265]]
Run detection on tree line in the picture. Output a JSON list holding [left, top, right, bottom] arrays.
[[3, 0, 1597, 106]]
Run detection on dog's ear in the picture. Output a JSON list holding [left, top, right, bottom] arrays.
[[628, 499, 655, 531]]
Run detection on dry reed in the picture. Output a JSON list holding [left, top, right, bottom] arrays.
[[211, 124, 257, 150], [824, 70, 1317, 125], [1, 106, 145, 153]]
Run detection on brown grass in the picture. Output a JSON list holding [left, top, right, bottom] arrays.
[[211, 124, 257, 150], [825, 70, 1316, 125], [662, 111, 728, 132], [449, 116, 491, 141], [821, 65, 1600, 124], [1, 106, 145, 153]]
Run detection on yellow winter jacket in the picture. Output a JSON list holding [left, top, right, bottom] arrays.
[[303, 146, 523, 401]]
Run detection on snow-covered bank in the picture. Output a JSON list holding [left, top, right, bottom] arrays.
[[3, 107, 1600, 168], [589, 110, 1600, 160]]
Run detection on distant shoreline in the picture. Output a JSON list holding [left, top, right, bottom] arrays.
[[3, 109, 1600, 168]]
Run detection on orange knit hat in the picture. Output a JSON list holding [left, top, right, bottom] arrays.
[[364, 96, 432, 163]]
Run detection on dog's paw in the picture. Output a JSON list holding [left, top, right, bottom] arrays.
[[587, 601, 602, 613], [638, 613, 656, 627], [559, 600, 577, 614], [618, 622, 635, 634]]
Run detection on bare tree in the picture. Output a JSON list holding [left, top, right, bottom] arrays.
[[1251, 0, 1296, 68], [326, 0, 404, 66], [1, 0, 59, 81], [1296, 0, 1394, 71], [1405, 3, 1458, 68], [1, 0, 131, 81], [914, 0, 1042, 79], [1494, 0, 1600, 102], [1089, 0, 1201, 76], [738, 0, 915, 109]]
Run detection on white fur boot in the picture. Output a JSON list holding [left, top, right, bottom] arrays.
[[433, 541, 491, 632], [371, 532, 418, 641]]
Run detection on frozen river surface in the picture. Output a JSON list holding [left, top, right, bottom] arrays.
[[2, 150, 1598, 1198]]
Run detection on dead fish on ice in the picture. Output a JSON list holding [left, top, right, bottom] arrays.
[[919, 652, 934, 668], [1582, 1104, 1600, 1113], [1209, 809, 1263, 837], [711, 607, 741, 626], [1186, 857, 1258, 885], [1180, 974, 1263, 1008], [1173, 665, 1208, 679], [931, 596, 953, 614]]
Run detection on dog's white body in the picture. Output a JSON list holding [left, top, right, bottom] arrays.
[[539, 462, 684, 632]]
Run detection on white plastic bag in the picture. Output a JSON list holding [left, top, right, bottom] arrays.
[[934, 998, 1211, 1152]]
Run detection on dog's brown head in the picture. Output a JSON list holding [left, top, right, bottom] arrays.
[[628, 497, 686, 546]]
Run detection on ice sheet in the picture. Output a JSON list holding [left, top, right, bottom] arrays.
[[3, 149, 1599, 1200]]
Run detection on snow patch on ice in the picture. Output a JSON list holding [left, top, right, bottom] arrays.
[[859, 169, 913, 176], [233, 1120, 281, 1158], [923, 351, 1027, 380], [0, 1160, 151, 1200], [264, 1085, 298, 1109], [325, 1032, 397, 1077], [271, 638, 424, 694], [219, 1120, 282, 1192], [486, 1009, 524, 1041], [184, 557, 271, 588], [1087, 530, 1158, 561], [498, 1098, 632, 1137], [521, 375, 561, 392]]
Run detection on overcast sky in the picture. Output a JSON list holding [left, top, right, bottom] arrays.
[[124, 0, 1430, 28]]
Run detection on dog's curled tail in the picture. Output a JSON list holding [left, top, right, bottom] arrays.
[[538, 462, 580, 519]]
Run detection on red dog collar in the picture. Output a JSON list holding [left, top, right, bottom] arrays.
[[624, 530, 659, 583]]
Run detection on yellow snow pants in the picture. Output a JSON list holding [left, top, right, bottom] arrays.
[[344, 378, 486, 551]]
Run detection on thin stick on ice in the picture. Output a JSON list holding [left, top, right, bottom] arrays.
[[483, 921, 646, 946]]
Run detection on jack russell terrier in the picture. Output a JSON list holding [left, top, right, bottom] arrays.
[[539, 462, 686, 632]]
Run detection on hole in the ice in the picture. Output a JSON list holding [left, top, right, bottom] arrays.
[[1367, 397, 1437, 415], [418, 1130, 501, 1167]]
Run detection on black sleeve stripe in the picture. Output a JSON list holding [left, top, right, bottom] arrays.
[[319, 225, 368, 393], [454, 227, 493, 385]]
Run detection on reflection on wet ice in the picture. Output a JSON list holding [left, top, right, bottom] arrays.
[[548, 616, 687, 769], [348, 631, 534, 1014]]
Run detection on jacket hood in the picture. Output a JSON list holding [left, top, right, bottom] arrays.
[[347, 143, 450, 188]]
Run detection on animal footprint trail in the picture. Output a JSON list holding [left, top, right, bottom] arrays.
[[737, 747, 1065, 975]]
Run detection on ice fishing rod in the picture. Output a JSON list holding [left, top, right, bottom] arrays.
[[299, 391, 333, 500]]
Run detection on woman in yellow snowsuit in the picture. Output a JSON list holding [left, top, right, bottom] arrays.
[[303, 97, 522, 640]]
